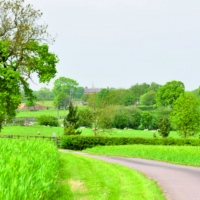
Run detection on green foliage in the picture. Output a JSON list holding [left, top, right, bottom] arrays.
[[156, 106, 172, 118], [60, 135, 200, 150], [63, 102, 81, 135], [52, 77, 78, 97], [34, 87, 54, 100], [156, 80, 185, 106], [0, 0, 59, 129], [140, 90, 156, 106], [170, 92, 200, 138], [130, 83, 150, 103], [112, 106, 141, 129], [81, 93, 90, 102], [158, 117, 171, 138], [0, 67, 22, 129], [53, 77, 79, 110], [113, 108, 129, 129], [140, 111, 154, 129], [75, 86, 84, 99], [25, 99, 35, 107], [78, 107, 93, 127], [37, 115, 59, 127], [54, 92, 70, 110], [0, 139, 59, 199]]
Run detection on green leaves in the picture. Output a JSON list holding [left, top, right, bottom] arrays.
[[170, 92, 200, 138], [0, 67, 21, 129], [63, 102, 81, 135], [0, 0, 59, 129], [156, 80, 185, 106]]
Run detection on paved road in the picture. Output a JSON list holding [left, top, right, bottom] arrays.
[[59, 149, 200, 200]]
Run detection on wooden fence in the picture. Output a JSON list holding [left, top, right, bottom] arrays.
[[0, 135, 60, 147]]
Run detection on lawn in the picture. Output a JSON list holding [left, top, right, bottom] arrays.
[[55, 152, 166, 200], [83, 145, 200, 166]]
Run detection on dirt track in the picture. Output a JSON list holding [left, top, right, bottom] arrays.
[[60, 149, 200, 200]]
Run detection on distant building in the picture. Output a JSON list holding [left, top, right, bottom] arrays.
[[84, 86, 102, 94]]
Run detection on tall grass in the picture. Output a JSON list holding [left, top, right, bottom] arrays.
[[0, 139, 59, 200], [84, 145, 200, 166]]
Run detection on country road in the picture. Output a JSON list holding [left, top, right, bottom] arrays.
[[60, 149, 200, 200]]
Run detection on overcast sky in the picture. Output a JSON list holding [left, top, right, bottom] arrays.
[[27, 0, 200, 91]]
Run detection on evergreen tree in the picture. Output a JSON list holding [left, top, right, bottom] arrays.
[[63, 102, 81, 135], [158, 117, 171, 138]]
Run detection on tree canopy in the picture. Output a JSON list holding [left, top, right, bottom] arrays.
[[0, 0, 59, 128], [170, 92, 200, 138], [156, 80, 185, 106]]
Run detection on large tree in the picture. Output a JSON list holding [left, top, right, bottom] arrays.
[[170, 92, 200, 138], [140, 90, 156, 106], [156, 80, 185, 106], [52, 77, 78, 100], [0, 0, 58, 128]]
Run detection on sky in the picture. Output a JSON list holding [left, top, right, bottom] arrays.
[[26, 0, 200, 91]]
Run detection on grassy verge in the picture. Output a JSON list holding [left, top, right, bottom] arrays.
[[83, 145, 200, 166], [55, 152, 166, 200]]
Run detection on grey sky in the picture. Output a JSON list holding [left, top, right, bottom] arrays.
[[27, 0, 200, 91]]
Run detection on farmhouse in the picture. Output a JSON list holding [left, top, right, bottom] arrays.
[[84, 87, 102, 94]]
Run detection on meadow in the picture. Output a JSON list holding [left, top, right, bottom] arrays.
[[83, 145, 200, 166], [1, 125, 181, 139], [16, 108, 68, 118]]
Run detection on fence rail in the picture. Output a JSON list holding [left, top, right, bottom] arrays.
[[0, 135, 60, 147]]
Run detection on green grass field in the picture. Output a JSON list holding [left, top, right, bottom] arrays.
[[16, 108, 68, 118], [1, 125, 181, 138], [36, 101, 55, 107], [0, 135, 166, 199], [83, 145, 200, 166], [55, 152, 166, 200], [1, 125, 63, 137]]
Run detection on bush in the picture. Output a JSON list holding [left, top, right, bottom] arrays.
[[37, 115, 59, 127], [63, 102, 81, 135], [112, 106, 141, 129], [158, 117, 171, 138], [78, 107, 93, 128], [60, 136, 200, 150], [113, 109, 129, 129]]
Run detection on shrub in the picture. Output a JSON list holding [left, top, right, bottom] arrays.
[[63, 102, 81, 135], [78, 107, 93, 128], [60, 136, 200, 150], [37, 115, 59, 127], [113, 109, 129, 129], [158, 117, 171, 138]]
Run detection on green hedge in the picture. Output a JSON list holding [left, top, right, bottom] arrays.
[[60, 136, 200, 150]]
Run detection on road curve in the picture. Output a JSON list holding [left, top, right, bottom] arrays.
[[59, 149, 200, 200]]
